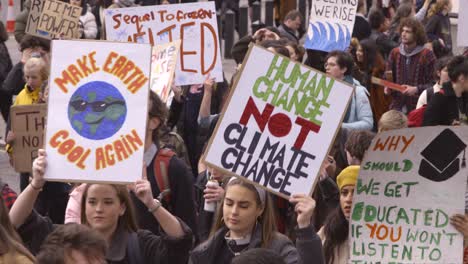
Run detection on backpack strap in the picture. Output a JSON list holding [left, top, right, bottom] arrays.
[[153, 148, 176, 204], [127, 232, 143, 264]]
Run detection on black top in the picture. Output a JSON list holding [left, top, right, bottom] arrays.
[[423, 82, 468, 126], [131, 152, 197, 238], [352, 16, 371, 41], [18, 210, 193, 264]]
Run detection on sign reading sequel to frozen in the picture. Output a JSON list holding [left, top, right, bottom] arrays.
[[203, 45, 354, 197], [305, 0, 357, 52], [104, 2, 222, 86], [350, 127, 467, 263], [44, 40, 151, 183]]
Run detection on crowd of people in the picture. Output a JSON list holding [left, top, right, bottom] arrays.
[[0, 0, 467, 263]]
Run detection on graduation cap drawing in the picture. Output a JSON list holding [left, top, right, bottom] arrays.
[[418, 129, 466, 182]]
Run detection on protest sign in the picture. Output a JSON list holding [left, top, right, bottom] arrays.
[[44, 40, 151, 183], [10, 104, 47, 173], [36, 0, 82, 39], [350, 127, 467, 264], [202, 44, 354, 198], [104, 2, 223, 86], [150, 40, 181, 105], [26, 0, 51, 38], [305, 0, 357, 52], [458, 1, 468, 47]]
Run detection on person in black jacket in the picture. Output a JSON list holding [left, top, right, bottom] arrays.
[[131, 91, 198, 239], [0, 18, 12, 123], [10, 149, 193, 264], [423, 56, 468, 126]]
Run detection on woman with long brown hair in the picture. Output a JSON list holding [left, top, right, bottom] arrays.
[[0, 195, 35, 263], [354, 38, 392, 126], [189, 177, 324, 264], [9, 149, 193, 264]]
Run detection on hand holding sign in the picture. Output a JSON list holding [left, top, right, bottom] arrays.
[[134, 164, 154, 208], [32, 149, 47, 189], [451, 214, 468, 239], [289, 194, 316, 228]]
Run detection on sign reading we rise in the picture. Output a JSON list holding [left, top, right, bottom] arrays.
[[104, 2, 223, 86], [44, 40, 151, 183]]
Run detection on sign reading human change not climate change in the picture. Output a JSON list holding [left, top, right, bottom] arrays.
[[203, 44, 354, 198], [104, 2, 222, 85], [305, 0, 357, 52], [45, 40, 151, 183], [350, 127, 467, 263]]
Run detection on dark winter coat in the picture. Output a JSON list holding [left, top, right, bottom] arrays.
[[18, 210, 193, 264], [189, 223, 324, 264], [422, 81, 468, 126], [131, 150, 197, 239]]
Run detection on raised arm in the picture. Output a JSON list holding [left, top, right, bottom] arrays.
[[9, 149, 47, 228], [198, 76, 215, 121], [134, 168, 185, 238]]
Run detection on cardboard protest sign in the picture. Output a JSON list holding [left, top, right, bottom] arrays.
[[150, 40, 181, 105], [104, 2, 223, 86], [44, 40, 151, 183], [350, 127, 467, 264], [202, 45, 354, 198], [26, 0, 51, 38], [305, 0, 357, 52], [36, 0, 82, 39], [458, 1, 468, 47], [10, 104, 47, 173]]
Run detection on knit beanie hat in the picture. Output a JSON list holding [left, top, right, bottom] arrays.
[[336, 165, 360, 191]]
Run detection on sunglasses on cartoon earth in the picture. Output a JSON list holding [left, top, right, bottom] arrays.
[[70, 99, 125, 112]]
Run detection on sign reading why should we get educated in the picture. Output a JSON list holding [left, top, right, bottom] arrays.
[[350, 127, 467, 264], [305, 0, 357, 52], [203, 44, 354, 198], [104, 2, 223, 86], [44, 40, 151, 183]]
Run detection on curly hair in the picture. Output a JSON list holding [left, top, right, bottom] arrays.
[[399, 18, 427, 46]]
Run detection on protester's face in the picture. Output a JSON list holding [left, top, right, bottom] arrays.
[[223, 185, 263, 237], [325, 56, 346, 79], [439, 66, 450, 84], [85, 184, 126, 234], [340, 185, 355, 220], [289, 17, 302, 30], [70, 0, 82, 6], [65, 249, 106, 264], [400, 26, 415, 45], [356, 46, 364, 63], [286, 45, 298, 61], [24, 66, 43, 89]]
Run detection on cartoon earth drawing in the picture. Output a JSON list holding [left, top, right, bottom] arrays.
[[68, 81, 127, 140]]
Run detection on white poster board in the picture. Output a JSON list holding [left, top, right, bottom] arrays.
[[457, 1, 468, 47], [45, 40, 151, 184], [350, 127, 467, 264], [203, 45, 354, 198], [305, 0, 357, 52], [150, 40, 181, 105], [104, 2, 223, 86]]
